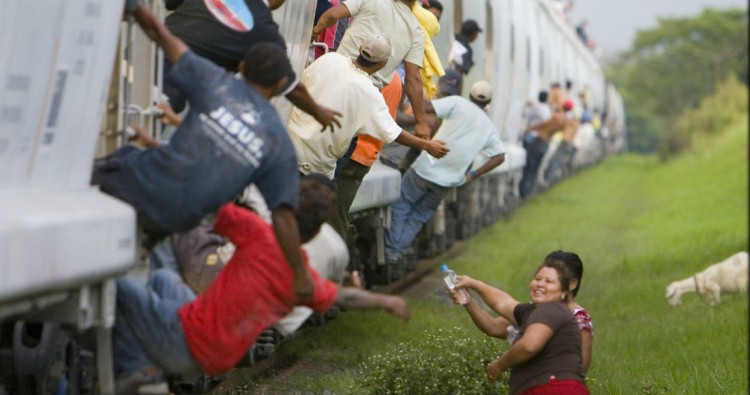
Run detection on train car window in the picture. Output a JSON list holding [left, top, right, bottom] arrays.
[[539, 48, 544, 77], [510, 24, 515, 62], [485, 0, 494, 79], [526, 37, 531, 72]]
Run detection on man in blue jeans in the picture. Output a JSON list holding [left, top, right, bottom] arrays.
[[384, 79, 506, 264]]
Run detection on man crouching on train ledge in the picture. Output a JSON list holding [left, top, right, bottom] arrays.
[[112, 175, 410, 394], [384, 76, 507, 265]]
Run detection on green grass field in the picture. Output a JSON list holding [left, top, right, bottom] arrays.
[[217, 117, 748, 395]]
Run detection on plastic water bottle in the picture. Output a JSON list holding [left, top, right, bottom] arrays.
[[506, 325, 520, 345], [441, 264, 470, 305]]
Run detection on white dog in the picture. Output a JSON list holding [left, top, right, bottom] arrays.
[[665, 251, 748, 306]]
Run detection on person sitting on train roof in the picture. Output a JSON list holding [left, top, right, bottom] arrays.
[[94, 3, 316, 301], [288, 33, 448, 180], [312, 0, 432, 240], [383, 79, 506, 265], [112, 175, 410, 394], [162, 0, 341, 131]]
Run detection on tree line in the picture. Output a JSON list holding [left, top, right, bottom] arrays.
[[606, 8, 748, 156]]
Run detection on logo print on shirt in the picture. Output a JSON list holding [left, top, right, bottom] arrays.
[[241, 111, 258, 125], [202, 106, 265, 166], [204, 0, 255, 32]]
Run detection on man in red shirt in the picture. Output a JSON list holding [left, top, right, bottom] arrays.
[[113, 175, 410, 393]]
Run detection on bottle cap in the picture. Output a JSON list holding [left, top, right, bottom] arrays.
[[441, 264, 448, 272]]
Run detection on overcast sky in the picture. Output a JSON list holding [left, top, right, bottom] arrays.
[[568, 0, 748, 55]]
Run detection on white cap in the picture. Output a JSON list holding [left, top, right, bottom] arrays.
[[359, 34, 393, 63], [470, 81, 492, 102]]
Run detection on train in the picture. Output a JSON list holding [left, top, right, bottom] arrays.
[[0, 0, 626, 394]]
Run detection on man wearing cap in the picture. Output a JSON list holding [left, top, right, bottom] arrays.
[[449, 19, 482, 78], [287, 34, 449, 180], [384, 79, 506, 265], [95, 4, 317, 301], [312, 0, 432, 240]]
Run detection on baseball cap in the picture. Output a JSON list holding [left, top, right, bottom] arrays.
[[359, 34, 393, 63], [470, 81, 492, 102], [563, 98, 574, 111], [461, 19, 483, 34], [437, 69, 462, 96]]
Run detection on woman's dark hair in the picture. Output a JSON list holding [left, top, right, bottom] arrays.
[[294, 174, 337, 242], [544, 250, 584, 296]]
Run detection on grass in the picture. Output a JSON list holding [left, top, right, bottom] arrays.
[[215, 116, 748, 394]]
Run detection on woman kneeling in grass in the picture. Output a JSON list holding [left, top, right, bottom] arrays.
[[450, 251, 590, 395]]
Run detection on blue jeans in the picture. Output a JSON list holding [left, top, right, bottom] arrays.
[[384, 169, 448, 262], [520, 137, 549, 198], [113, 269, 202, 379]]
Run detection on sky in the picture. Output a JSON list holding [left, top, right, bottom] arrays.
[[568, 0, 748, 56]]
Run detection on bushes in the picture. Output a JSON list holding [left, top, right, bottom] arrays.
[[658, 74, 748, 159], [357, 327, 507, 395]]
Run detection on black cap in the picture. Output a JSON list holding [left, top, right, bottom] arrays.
[[461, 19, 483, 34]]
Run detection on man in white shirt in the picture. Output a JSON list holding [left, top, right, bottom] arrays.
[[312, 0, 433, 240], [287, 34, 448, 178]]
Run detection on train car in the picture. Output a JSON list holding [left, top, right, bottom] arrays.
[[0, 0, 626, 393], [0, 1, 135, 394]]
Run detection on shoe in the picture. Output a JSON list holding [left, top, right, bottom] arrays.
[[115, 366, 165, 395]]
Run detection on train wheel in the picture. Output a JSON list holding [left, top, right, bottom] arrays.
[[9, 321, 95, 395]]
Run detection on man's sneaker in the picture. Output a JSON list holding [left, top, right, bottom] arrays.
[[115, 366, 165, 395]]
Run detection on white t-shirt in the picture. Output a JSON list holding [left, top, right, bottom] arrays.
[[338, 0, 425, 88], [287, 53, 402, 178], [273, 223, 349, 336], [413, 96, 507, 187]]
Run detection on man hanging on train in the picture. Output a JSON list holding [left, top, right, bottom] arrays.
[[112, 175, 411, 394], [383, 78, 506, 266], [287, 33, 448, 180], [93, 2, 315, 301], [312, 0, 433, 240]]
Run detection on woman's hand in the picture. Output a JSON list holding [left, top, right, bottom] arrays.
[[454, 275, 474, 289], [447, 288, 470, 305], [487, 357, 506, 384]]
